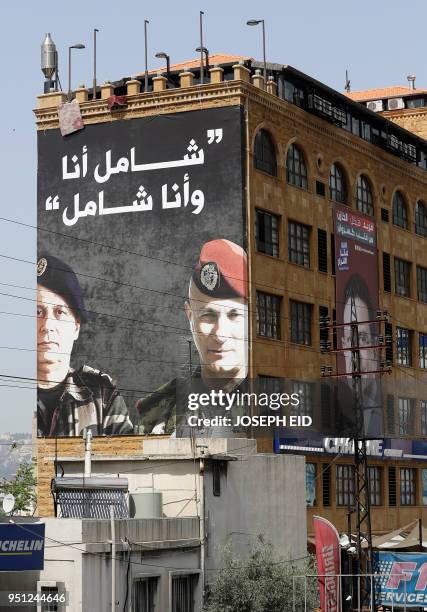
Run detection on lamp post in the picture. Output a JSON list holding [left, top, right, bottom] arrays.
[[195, 46, 210, 80], [144, 19, 149, 92], [199, 11, 205, 84], [246, 19, 266, 84], [68, 43, 85, 101], [155, 51, 170, 77], [93, 28, 99, 99]]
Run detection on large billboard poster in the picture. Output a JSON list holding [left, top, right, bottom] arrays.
[[334, 204, 383, 438], [37, 106, 246, 437]]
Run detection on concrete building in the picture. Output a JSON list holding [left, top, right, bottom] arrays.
[[35, 54, 427, 544], [2, 440, 306, 611]]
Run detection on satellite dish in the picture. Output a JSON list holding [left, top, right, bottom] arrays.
[[2, 493, 15, 515]]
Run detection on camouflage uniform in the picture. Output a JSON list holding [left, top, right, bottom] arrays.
[[137, 375, 248, 436], [37, 365, 134, 437]]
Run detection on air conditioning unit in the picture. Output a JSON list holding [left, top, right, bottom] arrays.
[[367, 100, 384, 112], [388, 97, 405, 110]]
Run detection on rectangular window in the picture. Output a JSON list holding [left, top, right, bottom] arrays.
[[420, 333, 427, 369], [133, 578, 157, 612], [388, 467, 397, 506], [288, 221, 310, 267], [417, 266, 427, 303], [316, 180, 326, 197], [368, 466, 382, 506], [172, 575, 197, 612], [421, 400, 427, 436], [398, 397, 415, 435], [291, 380, 313, 417], [395, 258, 411, 297], [386, 395, 395, 435], [400, 468, 416, 506], [331, 234, 336, 275], [385, 322, 393, 364], [41, 587, 59, 612], [383, 252, 391, 293], [322, 464, 331, 507], [317, 229, 328, 273], [213, 462, 221, 497], [397, 327, 411, 366], [256, 292, 281, 339], [336, 464, 355, 506], [381, 207, 390, 222], [306, 463, 316, 507], [319, 306, 329, 350], [290, 300, 312, 345], [255, 209, 280, 257]]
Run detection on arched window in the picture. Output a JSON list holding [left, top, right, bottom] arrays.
[[329, 163, 347, 203], [254, 129, 277, 176], [415, 200, 427, 236], [392, 191, 408, 229], [286, 144, 308, 189], [356, 175, 374, 216]]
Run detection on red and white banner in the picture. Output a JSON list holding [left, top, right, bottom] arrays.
[[313, 516, 341, 612]]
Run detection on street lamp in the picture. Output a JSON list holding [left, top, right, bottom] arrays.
[[195, 46, 210, 80], [68, 43, 85, 101], [155, 51, 170, 76], [144, 19, 149, 92], [246, 19, 266, 84]]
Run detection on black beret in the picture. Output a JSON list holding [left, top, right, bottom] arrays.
[[37, 254, 87, 322]]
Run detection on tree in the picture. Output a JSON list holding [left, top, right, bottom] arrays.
[[204, 537, 319, 612], [0, 459, 37, 515]]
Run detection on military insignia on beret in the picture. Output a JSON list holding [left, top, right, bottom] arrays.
[[37, 258, 48, 277], [200, 262, 220, 291]]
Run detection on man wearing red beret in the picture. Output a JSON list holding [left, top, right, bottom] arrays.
[[137, 239, 248, 435]]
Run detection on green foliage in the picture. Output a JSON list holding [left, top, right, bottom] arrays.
[[204, 537, 319, 612], [0, 459, 37, 515]]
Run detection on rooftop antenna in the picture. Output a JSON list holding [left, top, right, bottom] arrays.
[[407, 74, 416, 90], [345, 69, 351, 93], [41, 33, 58, 93], [2, 494, 15, 516]]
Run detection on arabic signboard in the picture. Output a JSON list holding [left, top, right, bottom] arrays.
[[0, 523, 45, 571], [334, 204, 383, 439], [37, 106, 246, 437], [373, 552, 427, 607]]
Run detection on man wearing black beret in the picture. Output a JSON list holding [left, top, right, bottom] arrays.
[[37, 254, 134, 437], [136, 239, 248, 435]]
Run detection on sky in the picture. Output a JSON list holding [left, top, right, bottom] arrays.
[[0, 0, 426, 434]]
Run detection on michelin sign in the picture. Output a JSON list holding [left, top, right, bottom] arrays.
[[0, 523, 45, 571]]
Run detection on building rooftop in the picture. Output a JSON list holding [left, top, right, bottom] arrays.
[[347, 86, 427, 102]]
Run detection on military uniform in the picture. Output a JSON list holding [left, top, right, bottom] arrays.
[[137, 238, 249, 436], [37, 253, 134, 437], [38, 365, 134, 437]]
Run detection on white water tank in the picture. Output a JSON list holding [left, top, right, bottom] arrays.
[[129, 490, 163, 518]]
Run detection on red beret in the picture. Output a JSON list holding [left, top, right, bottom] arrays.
[[193, 239, 248, 299]]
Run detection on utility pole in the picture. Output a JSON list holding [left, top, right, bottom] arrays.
[[320, 302, 391, 609]]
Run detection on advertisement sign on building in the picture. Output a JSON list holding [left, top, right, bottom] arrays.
[[36, 106, 247, 437], [334, 204, 383, 439], [0, 523, 45, 571], [373, 551, 427, 607], [313, 516, 341, 612]]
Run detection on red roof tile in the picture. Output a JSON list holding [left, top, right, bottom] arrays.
[[135, 54, 252, 77], [346, 86, 427, 101]]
